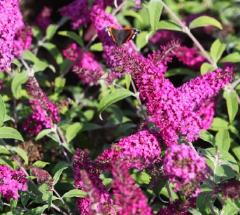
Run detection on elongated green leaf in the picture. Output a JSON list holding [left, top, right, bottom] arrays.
[[157, 20, 182, 31], [223, 90, 239, 123], [98, 88, 134, 113], [210, 39, 226, 63], [22, 51, 48, 72], [221, 52, 240, 63], [221, 199, 240, 215], [33, 161, 50, 168], [35, 129, 53, 141], [53, 166, 68, 185], [11, 72, 28, 99], [199, 130, 214, 145], [0, 145, 10, 154], [41, 42, 63, 64], [232, 142, 240, 161], [0, 95, 6, 127], [62, 189, 87, 199], [46, 24, 58, 40], [211, 117, 229, 131], [215, 129, 230, 152], [200, 62, 215, 75], [58, 31, 83, 47], [12, 147, 28, 165], [146, 0, 163, 31], [66, 122, 83, 143], [123, 10, 144, 24], [136, 31, 150, 49], [189, 16, 222, 30], [25, 205, 48, 215], [0, 127, 23, 141], [90, 43, 103, 52]]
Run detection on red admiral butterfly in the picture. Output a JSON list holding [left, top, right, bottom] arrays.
[[105, 26, 140, 46]]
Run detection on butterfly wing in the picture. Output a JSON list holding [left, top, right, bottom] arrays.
[[106, 27, 140, 46], [111, 28, 133, 45]]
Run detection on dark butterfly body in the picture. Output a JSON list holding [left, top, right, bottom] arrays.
[[106, 26, 140, 46]]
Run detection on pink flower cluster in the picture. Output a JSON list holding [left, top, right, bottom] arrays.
[[63, 43, 104, 85], [73, 150, 113, 214], [112, 161, 152, 215], [74, 129, 161, 214], [0, 0, 22, 70], [175, 46, 206, 69], [163, 144, 207, 196], [150, 30, 182, 46], [60, 0, 90, 29], [13, 26, 32, 57], [96, 129, 161, 170], [23, 77, 60, 135], [157, 198, 196, 215], [35, 6, 52, 31], [0, 165, 27, 201], [0, 0, 32, 71]]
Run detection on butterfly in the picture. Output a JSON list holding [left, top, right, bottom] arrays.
[[105, 26, 140, 46]]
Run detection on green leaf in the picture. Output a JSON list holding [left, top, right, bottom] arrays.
[[46, 24, 58, 40], [33, 161, 50, 168], [53, 166, 68, 185], [221, 52, 240, 63], [221, 199, 240, 215], [189, 16, 222, 30], [199, 130, 214, 145], [132, 170, 151, 185], [41, 42, 63, 65], [12, 147, 28, 165], [232, 142, 240, 161], [0, 95, 6, 127], [62, 189, 87, 199], [196, 190, 213, 213], [0, 127, 23, 141], [157, 20, 182, 31], [11, 71, 28, 99], [215, 129, 230, 152], [33, 183, 53, 204], [22, 51, 48, 72], [211, 117, 229, 131], [189, 208, 202, 215], [25, 205, 48, 215], [66, 122, 83, 143], [58, 31, 83, 47], [123, 10, 144, 24], [90, 43, 103, 52], [210, 39, 226, 63], [136, 31, 150, 49], [54, 77, 66, 92], [200, 62, 215, 74], [0, 145, 10, 154], [35, 129, 53, 141], [98, 88, 134, 113], [223, 90, 239, 123], [146, 0, 163, 31]]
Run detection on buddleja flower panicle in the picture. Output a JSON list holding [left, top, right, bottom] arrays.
[[0, 165, 27, 201], [163, 144, 208, 196]]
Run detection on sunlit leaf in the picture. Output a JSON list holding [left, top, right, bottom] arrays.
[[146, 0, 163, 31], [223, 90, 239, 123], [0, 95, 6, 127], [210, 39, 226, 63], [98, 88, 134, 113], [11, 71, 28, 99], [0, 127, 23, 141], [189, 16, 222, 30], [62, 189, 87, 199]]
